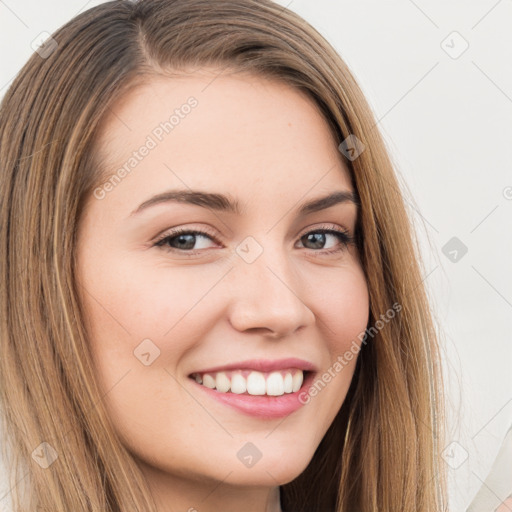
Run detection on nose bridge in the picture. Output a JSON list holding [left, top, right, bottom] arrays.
[[227, 235, 314, 336]]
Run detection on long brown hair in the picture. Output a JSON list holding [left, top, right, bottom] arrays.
[[0, 1, 447, 510]]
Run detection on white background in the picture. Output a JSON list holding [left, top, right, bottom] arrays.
[[1, 1, 511, 511]]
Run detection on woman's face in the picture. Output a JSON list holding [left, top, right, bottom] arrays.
[[76, 69, 369, 502]]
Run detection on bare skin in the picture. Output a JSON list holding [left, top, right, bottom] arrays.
[[76, 68, 369, 512]]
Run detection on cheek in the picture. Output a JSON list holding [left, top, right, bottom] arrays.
[[76, 254, 226, 442], [79, 249, 229, 346], [76, 252, 234, 425], [293, 261, 368, 418], [307, 261, 369, 355]]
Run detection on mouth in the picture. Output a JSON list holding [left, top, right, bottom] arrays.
[[187, 362, 317, 419], [189, 368, 311, 397]]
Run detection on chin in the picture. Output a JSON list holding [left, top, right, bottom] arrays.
[[219, 447, 314, 487]]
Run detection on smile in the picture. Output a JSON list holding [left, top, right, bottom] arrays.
[[189, 369, 305, 396]]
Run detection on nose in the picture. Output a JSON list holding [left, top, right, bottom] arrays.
[[226, 245, 315, 338]]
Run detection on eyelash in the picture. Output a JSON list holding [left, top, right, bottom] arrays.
[[153, 224, 355, 257]]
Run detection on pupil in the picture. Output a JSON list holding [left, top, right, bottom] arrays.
[[175, 234, 195, 249], [306, 233, 325, 249]]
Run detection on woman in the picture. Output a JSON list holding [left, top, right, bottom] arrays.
[[0, 0, 447, 510]]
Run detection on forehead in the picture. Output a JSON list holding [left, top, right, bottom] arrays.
[[93, 70, 353, 212]]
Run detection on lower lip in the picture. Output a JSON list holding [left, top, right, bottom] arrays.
[[190, 372, 315, 419]]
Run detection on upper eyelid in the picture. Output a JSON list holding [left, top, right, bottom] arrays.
[[154, 223, 352, 247]]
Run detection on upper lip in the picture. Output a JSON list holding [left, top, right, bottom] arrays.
[[190, 358, 318, 375]]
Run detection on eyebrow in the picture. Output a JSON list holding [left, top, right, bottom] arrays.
[[128, 189, 359, 218]]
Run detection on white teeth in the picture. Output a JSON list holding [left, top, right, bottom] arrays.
[[283, 372, 293, 393], [266, 371, 284, 396], [292, 371, 303, 392], [215, 371, 231, 393], [247, 371, 266, 395], [202, 374, 216, 389], [192, 369, 306, 396], [230, 372, 247, 394]]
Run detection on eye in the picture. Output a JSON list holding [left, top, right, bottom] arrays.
[[296, 225, 355, 255], [153, 227, 219, 252], [153, 223, 355, 256]]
